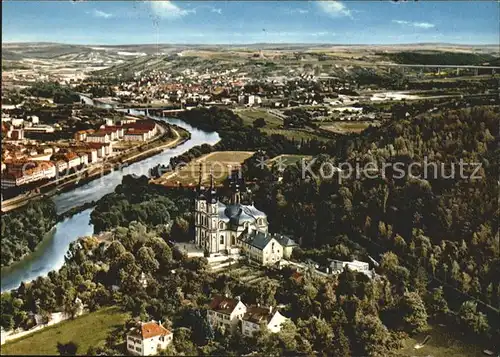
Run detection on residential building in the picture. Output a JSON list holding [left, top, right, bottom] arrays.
[[330, 259, 370, 274], [239, 231, 297, 266], [1, 161, 56, 188], [207, 295, 247, 331], [74, 130, 87, 141], [11, 129, 24, 140], [86, 132, 110, 143], [242, 306, 289, 337], [30, 153, 52, 161], [126, 321, 173, 356], [23, 125, 55, 133], [123, 130, 149, 142]]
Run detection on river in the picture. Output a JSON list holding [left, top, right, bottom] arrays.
[[1, 112, 220, 292]]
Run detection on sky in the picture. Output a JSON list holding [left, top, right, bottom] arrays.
[[2, 1, 499, 45]]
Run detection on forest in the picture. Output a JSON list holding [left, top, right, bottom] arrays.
[[243, 106, 499, 339], [21, 81, 80, 104], [1, 200, 57, 267], [382, 51, 498, 66]]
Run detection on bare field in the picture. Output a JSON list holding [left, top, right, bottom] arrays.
[[320, 121, 380, 134], [268, 154, 313, 168], [152, 151, 255, 188]]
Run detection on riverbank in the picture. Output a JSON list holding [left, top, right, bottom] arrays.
[[1, 114, 220, 292], [0, 125, 189, 273], [1, 122, 189, 214]]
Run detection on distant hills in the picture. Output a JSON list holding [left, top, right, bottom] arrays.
[[2, 42, 499, 60]]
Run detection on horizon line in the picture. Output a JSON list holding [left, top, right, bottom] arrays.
[[2, 41, 499, 47]]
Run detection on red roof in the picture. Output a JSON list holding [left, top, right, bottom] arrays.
[[209, 295, 241, 314], [126, 129, 149, 135], [129, 321, 171, 340]]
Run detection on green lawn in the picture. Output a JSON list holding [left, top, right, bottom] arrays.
[[263, 128, 330, 142], [268, 154, 313, 167], [1, 307, 129, 356], [398, 325, 485, 357]]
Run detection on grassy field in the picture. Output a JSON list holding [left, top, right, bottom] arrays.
[[268, 154, 312, 168], [235, 108, 283, 129], [398, 325, 486, 357], [153, 151, 255, 188], [1, 307, 129, 356], [236, 108, 333, 142], [263, 128, 331, 141]]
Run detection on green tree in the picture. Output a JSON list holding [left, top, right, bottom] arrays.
[[397, 292, 428, 333], [458, 301, 490, 336], [57, 341, 79, 356]]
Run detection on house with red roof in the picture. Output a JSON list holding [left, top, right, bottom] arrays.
[[207, 295, 247, 332], [126, 320, 173, 356]]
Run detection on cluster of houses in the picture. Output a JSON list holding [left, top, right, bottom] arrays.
[[206, 295, 289, 336], [77, 118, 158, 144], [1, 116, 158, 190], [126, 295, 289, 356]]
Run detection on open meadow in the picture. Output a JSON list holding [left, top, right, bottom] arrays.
[[152, 151, 255, 188], [1, 307, 129, 356]]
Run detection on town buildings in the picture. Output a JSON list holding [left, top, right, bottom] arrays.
[[126, 321, 173, 356], [207, 295, 290, 336]]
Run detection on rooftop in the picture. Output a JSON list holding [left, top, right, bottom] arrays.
[[128, 321, 171, 340], [209, 295, 242, 314]]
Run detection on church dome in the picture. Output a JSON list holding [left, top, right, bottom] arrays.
[[224, 204, 242, 219]]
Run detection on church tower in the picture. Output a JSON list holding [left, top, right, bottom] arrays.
[[194, 165, 220, 254], [229, 170, 242, 205], [194, 163, 206, 249], [206, 169, 219, 254]]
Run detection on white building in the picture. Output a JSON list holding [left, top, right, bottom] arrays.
[[126, 321, 173, 356], [195, 175, 268, 255], [194, 173, 297, 264], [239, 231, 297, 266], [28, 115, 39, 124], [330, 259, 370, 274], [207, 295, 247, 332], [23, 125, 55, 134], [242, 306, 289, 337], [86, 132, 110, 143]]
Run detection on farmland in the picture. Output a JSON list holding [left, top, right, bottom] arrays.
[[152, 151, 255, 188]]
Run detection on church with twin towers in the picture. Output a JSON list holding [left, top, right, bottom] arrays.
[[194, 165, 297, 266]]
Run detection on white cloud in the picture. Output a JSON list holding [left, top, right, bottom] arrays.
[[150, 1, 195, 19], [393, 20, 435, 29], [287, 8, 309, 14], [413, 22, 435, 29], [210, 7, 222, 15], [90, 9, 113, 19], [316, 1, 352, 18]]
